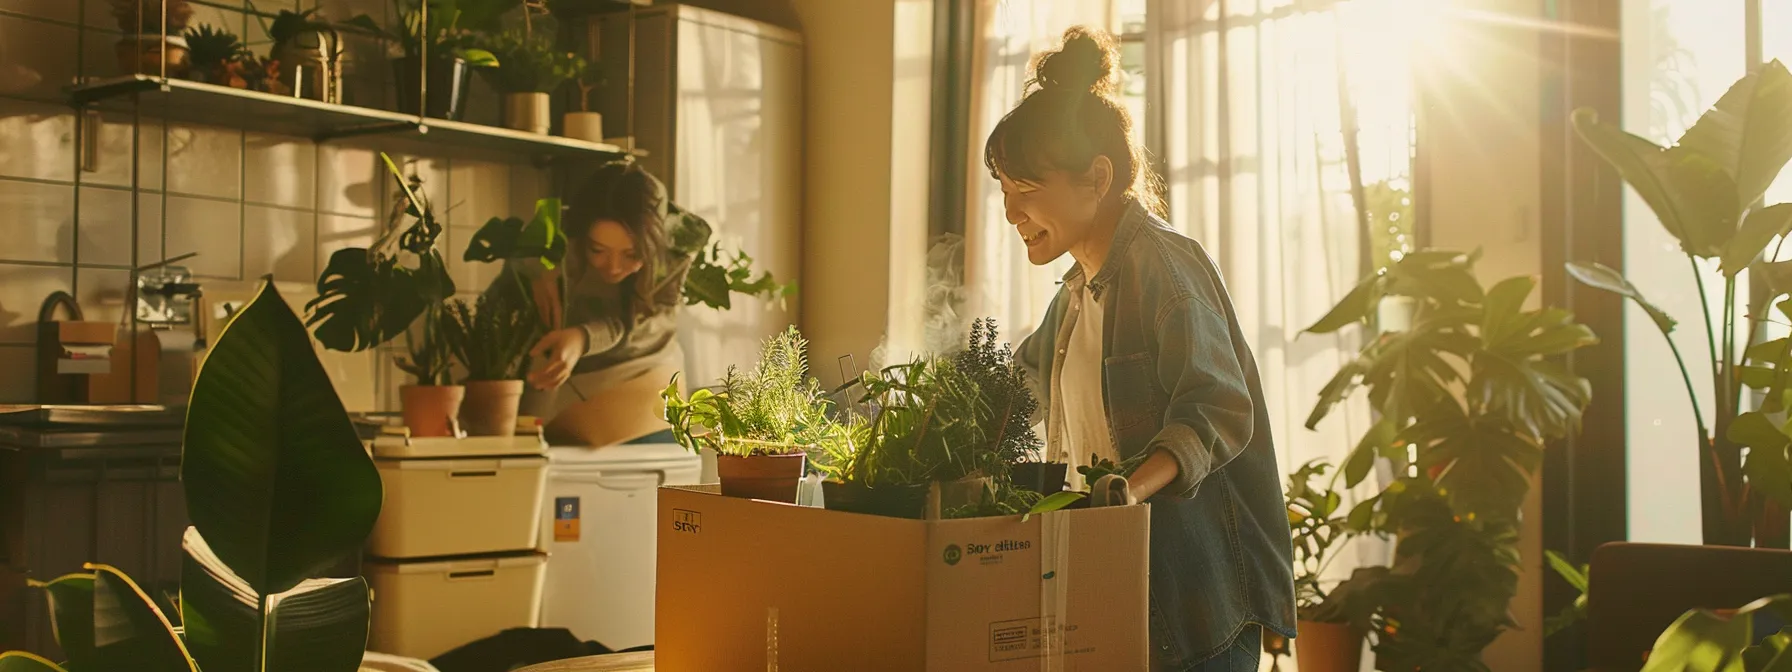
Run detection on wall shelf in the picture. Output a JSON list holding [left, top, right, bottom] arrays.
[[69, 76, 639, 162]]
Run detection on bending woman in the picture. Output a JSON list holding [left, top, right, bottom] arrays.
[[991, 27, 1296, 671]]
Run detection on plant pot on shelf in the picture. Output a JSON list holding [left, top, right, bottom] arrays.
[[715, 452, 807, 503], [503, 92, 551, 135], [1010, 462, 1068, 495], [116, 34, 190, 76], [563, 111, 603, 142], [400, 384, 465, 438], [1293, 620, 1363, 672], [461, 379, 524, 437], [393, 56, 474, 120]]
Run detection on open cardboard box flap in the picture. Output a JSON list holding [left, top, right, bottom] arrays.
[[655, 485, 1149, 671]]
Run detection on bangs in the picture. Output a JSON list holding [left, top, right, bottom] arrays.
[[983, 99, 1077, 186]]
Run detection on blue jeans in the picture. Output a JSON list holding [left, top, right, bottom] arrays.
[[1164, 625, 1261, 672]]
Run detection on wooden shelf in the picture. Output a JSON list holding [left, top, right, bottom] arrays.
[[69, 75, 637, 162]]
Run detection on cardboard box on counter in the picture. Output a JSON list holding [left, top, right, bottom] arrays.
[[655, 486, 1149, 671]]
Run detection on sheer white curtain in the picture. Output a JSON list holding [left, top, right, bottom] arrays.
[[1145, 0, 1393, 592], [962, 0, 1121, 343]]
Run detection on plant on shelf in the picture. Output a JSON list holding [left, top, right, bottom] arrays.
[[110, 0, 196, 76], [478, 28, 587, 134], [444, 289, 540, 437], [1566, 59, 1792, 548], [663, 326, 842, 504], [182, 23, 248, 85], [564, 72, 606, 142], [262, 6, 346, 102], [306, 153, 461, 437], [1632, 594, 1792, 671], [0, 281, 384, 672], [1304, 249, 1599, 671], [344, 0, 508, 119]]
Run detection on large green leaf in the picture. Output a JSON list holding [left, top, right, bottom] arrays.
[[182, 528, 373, 672], [463, 198, 567, 269], [1343, 418, 1395, 488], [1641, 595, 1792, 672], [185, 281, 383, 596], [34, 573, 96, 669], [0, 653, 67, 672], [1408, 400, 1543, 521], [1565, 261, 1678, 335], [1721, 204, 1792, 276], [88, 564, 196, 672], [1574, 110, 1743, 257], [305, 249, 429, 352], [1306, 274, 1385, 334], [1676, 60, 1792, 209], [1734, 413, 1792, 509]]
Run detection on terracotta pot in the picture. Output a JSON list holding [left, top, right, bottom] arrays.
[[1294, 620, 1363, 672], [461, 379, 524, 437], [503, 92, 551, 134], [716, 453, 806, 503], [563, 111, 604, 142], [116, 35, 189, 76], [400, 384, 464, 438]]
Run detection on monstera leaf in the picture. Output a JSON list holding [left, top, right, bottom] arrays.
[[1406, 398, 1544, 522], [305, 248, 450, 352], [185, 281, 383, 597], [1474, 277, 1598, 440], [463, 198, 566, 269], [180, 528, 373, 672]]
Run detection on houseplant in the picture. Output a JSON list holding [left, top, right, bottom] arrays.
[[306, 153, 460, 436], [1305, 249, 1599, 670], [1634, 594, 1792, 671], [267, 7, 344, 102], [833, 354, 990, 517], [110, 0, 194, 76], [1566, 59, 1792, 548], [564, 75, 605, 143], [951, 318, 1044, 492], [0, 280, 384, 672], [663, 326, 838, 503], [445, 289, 541, 437], [1278, 459, 1369, 672], [479, 28, 587, 134], [182, 24, 247, 85], [345, 0, 508, 120]]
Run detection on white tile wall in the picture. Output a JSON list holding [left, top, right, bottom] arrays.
[[0, 0, 554, 408]]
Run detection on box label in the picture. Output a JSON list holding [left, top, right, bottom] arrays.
[[672, 508, 702, 535], [988, 617, 1088, 662], [554, 496, 580, 542]]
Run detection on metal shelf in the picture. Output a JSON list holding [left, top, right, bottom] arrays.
[[69, 75, 637, 161]]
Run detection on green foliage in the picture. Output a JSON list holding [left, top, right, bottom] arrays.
[[951, 318, 1041, 474], [445, 290, 540, 381], [675, 202, 793, 310], [1307, 250, 1596, 669], [267, 8, 328, 45], [478, 28, 585, 93], [663, 326, 843, 459], [847, 356, 989, 487], [1638, 595, 1792, 672], [343, 0, 511, 64], [0, 652, 66, 672], [1569, 60, 1792, 543], [1542, 550, 1590, 638], [1076, 452, 1147, 488], [1286, 459, 1355, 622], [464, 197, 566, 269], [306, 153, 457, 385], [185, 23, 249, 70]]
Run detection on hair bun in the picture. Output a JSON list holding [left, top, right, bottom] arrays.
[[1033, 26, 1119, 97]]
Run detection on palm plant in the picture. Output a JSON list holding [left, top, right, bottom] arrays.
[[1306, 249, 1599, 670], [1566, 59, 1792, 547]]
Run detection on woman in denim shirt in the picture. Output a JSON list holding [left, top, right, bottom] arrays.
[[987, 27, 1297, 672]]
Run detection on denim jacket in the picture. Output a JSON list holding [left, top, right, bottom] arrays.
[[1016, 201, 1297, 668]]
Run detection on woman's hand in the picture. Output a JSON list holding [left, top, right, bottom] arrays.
[[529, 328, 588, 390]]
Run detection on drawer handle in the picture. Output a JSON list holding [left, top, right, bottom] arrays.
[[449, 470, 499, 478], [447, 570, 496, 580]]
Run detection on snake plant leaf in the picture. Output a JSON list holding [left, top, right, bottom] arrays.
[[1676, 60, 1792, 209], [1407, 399, 1543, 522], [181, 528, 373, 672], [32, 573, 95, 670], [1565, 261, 1678, 336], [0, 653, 67, 672], [87, 564, 196, 672], [1721, 204, 1792, 276], [185, 281, 383, 596], [1574, 109, 1741, 258]]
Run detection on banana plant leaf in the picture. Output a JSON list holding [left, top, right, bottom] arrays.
[[1721, 204, 1792, 276], [1675, 60, 1792, 210], [1573, 109, 1741, 258], [1564, 261, 1678, 336], [184, 281, 383, 597], [0, 653, 66, 672], [88, 564, 196, 672], [181, 528, 373, 672]]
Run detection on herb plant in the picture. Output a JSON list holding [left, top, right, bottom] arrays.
[[478, 28, 586, 93], [663, 326, 841, 458], [845, 356, 989, 487], [951, 318, 1040, 475]]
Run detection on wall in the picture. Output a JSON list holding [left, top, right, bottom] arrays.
[[0, 0, 549, 411], [1417, 0, 1546, 668]]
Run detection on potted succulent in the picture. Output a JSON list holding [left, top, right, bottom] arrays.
[[663, 327, 837, 504], [479, 28, 586, 135], [444, 290, 540, 437], [267, 8, 344, 102], [306, 153, 460, 437], [564, 74, 605, 143], [110, 0, 195, 76], [182, 24, 247, 85], [345, 0, 508, 120]]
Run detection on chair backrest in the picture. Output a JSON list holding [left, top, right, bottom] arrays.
[[1588, 542, 1792, 671]]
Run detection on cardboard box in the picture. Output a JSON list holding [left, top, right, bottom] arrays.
[[655, 486, 1149, 671]]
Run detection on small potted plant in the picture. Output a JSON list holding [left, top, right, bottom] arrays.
[[267, 8, 344, 102], [830, 354, 989, 518], [345, 0, 504, 120], [564, 74, 605, 143], [306, 153, 460, 437], [663, 326, 837, 504], [479, 29, 586, 135], [182, 24, 246, 85], [952, 318, 1048, 494], [111, 0, 195, 76], [444, 290, 540, 437], [1276, 459, 1370, 672]]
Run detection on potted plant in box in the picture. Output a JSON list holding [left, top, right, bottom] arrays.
[[664, 326, 838, 503], [445, 289, 541, 437], [952, 318, 1053, 494], [110, 0, 195, 76], [306, 153, 461, 437], [831, 354, 989, 518], [479, 28, 587, 135], [345, 0, 507, 120]]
